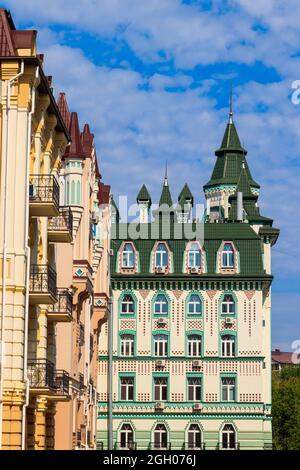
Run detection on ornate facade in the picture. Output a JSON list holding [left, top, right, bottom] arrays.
[[97, 110, 279, 450]]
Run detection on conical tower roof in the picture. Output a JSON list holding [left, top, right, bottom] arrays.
[[64, 112, 85, 159], [137, 184, 151, 204], [159, 178, 173, 207], [57, 92, 71, 129]]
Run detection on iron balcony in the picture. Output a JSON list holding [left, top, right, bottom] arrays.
[[47, 288, 73, 322], [29, 264, 57, 305], [114, 442, 137, 451], [183, 442, 206, 450], [48, 206, 73, 243], [29, 174, 60, 217], [27, 359, 70, 400]]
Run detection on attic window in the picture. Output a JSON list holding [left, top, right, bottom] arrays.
[[221, 243, 235, 268]]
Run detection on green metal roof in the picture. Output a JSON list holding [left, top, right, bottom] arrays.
[[159, 179, 173, 207], [178, 183, 193, 202], [137, 184, 151, 204]]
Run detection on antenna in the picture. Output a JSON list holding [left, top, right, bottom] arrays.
[[229, 80, 233, 124], [164, 161, 168, 186]]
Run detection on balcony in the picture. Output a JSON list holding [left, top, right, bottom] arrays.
[[217, 442, 240, 450], [184, 442, 206, 450], [114, 442, 137, 451], [29, 264, 57, 305], [27, 359, 70, 400], [29, 174, 60, 217], [48, 206, 73, 243], [149, 442, 172, 450], [47, 288, 73, 322]]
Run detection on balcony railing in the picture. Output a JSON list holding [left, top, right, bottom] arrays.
[[28, 359, 70, 397], [29, 264, 57, 304], [79, 323, 85, 346], [149, 442, 172, 450], [183, 442, 206, 450], [55, 370, 70, 395], [48, 288, 73, 322], [114, 442, 137, 451], [29, 174, 60, 216], [48, 206, 73, 242], [217, 442, 240, 450]]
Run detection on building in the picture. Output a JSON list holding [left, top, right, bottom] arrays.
[[54, 94, 111, 450], [97, 106, 279, 450], [272, 350, 299, 371], [0, 9, 110, 450]]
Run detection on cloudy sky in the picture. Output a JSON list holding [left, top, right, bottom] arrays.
[[3, 0, 300, 350]]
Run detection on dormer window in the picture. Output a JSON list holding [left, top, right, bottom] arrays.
[[188, 243, 201, 268], [120, 294, 135, 315], [122, 243, 135, 268], [222, 243, 235, 268], [155, 243, 168, 268]]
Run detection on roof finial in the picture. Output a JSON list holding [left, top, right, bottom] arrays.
[[164, 160, 168, 186], [229, 80, 233, 124]]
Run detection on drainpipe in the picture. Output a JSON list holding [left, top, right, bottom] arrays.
[[108, 212, 113, 451], [21, 66, 39, 450], [0, 60, 25, 450]]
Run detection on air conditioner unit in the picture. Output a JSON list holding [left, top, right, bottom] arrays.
[[225, 317, 233, 325], [155, 266, 167, 274], [155, 402, 165, 411], [192, 360, 201, 368], [155, 360, 165, 368], [190, 267, 200, 274], [193, 403, 203, 412], [157, 318, 166, 326]]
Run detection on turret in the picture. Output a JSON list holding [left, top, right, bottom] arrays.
[[137, 184, 151, 223]]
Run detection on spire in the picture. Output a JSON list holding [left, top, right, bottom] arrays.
[[81, 122, 94, 157], [137, 184, 151, 205], [159, 167, 173, 207], [64, 112, 85, 159], [229, 80, 233, 124], [57, 92, 70, 129], [164, 161, 168, 187]]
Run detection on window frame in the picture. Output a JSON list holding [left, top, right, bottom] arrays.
[[120, 333, 135, 357], [153, 376, 168, 402], [120, 293, 135, 316], [119, 423, 135, 450], [221, 242, 235, 269], [187, 293, 202, 316], [153, 293, 169, 316], [221, 334, 236, 358], [221, 424, 237, 450], [187, 334, 203, 357], [220, 293, 236, 316], [154, 242, 169, 268], [187, 424, 202, 450], [187, 376, 202, 402], [120, 375, 135, 402], [121, 242, 135, 269], [153, 424, 168, 450], [187, 242, 201, 269], [153, 334, 169, 357], [221, 376, 236, 402]]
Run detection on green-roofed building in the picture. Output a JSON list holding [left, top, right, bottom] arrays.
[[97, 109, 279, 451]]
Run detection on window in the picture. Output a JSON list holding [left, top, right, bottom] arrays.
[[188, 243, 201, 268], [222, 243, 235, 268], [187, 294, 202, 315], [120, 294, 135, 315], [120, 377, 134, 401], [154, 335, 168, 357], [221, 335, 236, 357], [187, 335, 202, 357], [122, 243, 135, 268], [154, 377, 168, 401], [187, 377, 202, 401], [221, 424, 236, 450], [221, 377, 236, 402], [119, 424, 134, 450], [187, 424, 202, 450], [153, 424, 168, 449], [155, 243, 168, 267], [154, 294, 168, 315], [120, 334, 134, 357], [221, 294, 235, 315]]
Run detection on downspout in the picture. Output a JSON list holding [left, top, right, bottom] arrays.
[[108, 210, 113, 450], [0, 60, 25, 450], [21, 65, 39, 450]]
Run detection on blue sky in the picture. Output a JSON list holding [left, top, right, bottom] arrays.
[[3, 0, 299, 350]]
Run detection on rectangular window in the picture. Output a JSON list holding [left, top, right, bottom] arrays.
[[187, 336, 202, 357], [221, 377, 236, 402], [221, 336, 236, 357], [120, 336, 134, 356], [154, 377, 168, 401], [120, 377, 134, 401], [187, 377, 202, 401], [154, 336, 168, 357]]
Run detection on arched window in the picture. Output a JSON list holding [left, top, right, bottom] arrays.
[[187, 334, 202, 357], [153, 424, 168, 449], [187, 294, 202, 315], [122, 243, 135, 268], [120, 294, 135, 315], [188, 243, 201, 268], [119, 424, 135, 450], [222, 243, 235, 268], [187, 424, 202, 450], [221, 294, 235, 315], [153, 334, 168, 357], [120, 334, 134, 356], [221, 424, 237, 450], [154, 294, 168, 315], [221, 335, 236, 357], [155, 243, 168, 268]]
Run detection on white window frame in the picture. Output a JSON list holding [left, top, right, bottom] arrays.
[[221, 335, 236, 357], [122, 243, 135, 268], [221, 424, 236, 450], [120, 334, 135, 357], [221, 294, 235, 315], [153, 424, 168, 449], [119, 424, 134, 449], [187, 424, 202, 449], [154, 334, 168, 357], [221, 243, 235, 268], [154, 294, 168, 315], [187, 377, 202, 401], [155, 243, 168, 268], [188, 294, 202, 315], [120, 377, 134, 401], [154, 377, 168, 401], [221, 377, 236, 402], [120, 294, 135, 315], [188, 243, 201, 268], [187, 335, 202, 357]]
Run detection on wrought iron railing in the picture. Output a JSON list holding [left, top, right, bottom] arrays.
[[97, 441, 104, 451], [28, 359, 56, 389], [55, 370, 70, 395], [29, 264, 57, 299], [149, 442, 171, 450], [217, 442, 240, 450], [29, 174, 59, 209], [114, 442, 137, 450], [48, 288, 73, 317], [48, 206, 73, 234], [183, 442, 206, 450]]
